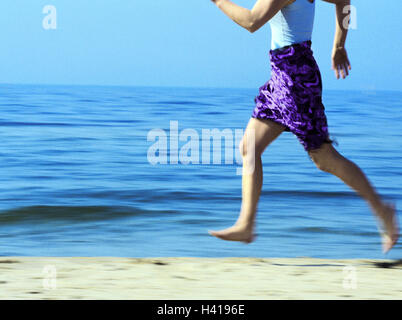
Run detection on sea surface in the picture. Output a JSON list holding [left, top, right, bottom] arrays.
[[0, 84, 401, 259]]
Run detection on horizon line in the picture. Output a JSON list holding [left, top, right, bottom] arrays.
[[1, 82, 401, 93]]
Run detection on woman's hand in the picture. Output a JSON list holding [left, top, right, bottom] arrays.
[[331, 46, 351, 79]]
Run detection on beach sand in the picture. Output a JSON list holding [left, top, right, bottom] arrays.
[[0, 257, 401, 300]]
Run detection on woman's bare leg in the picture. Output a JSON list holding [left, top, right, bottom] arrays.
[[308, 143, 399, 253], [209, 118, 286, 243]]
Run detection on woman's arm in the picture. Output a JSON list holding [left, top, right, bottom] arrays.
[[211, 0, 290, 33], [332, 0, 350, 48], [331, 0, 352, 79]]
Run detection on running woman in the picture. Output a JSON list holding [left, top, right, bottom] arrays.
[[208, 0, 399, 253]]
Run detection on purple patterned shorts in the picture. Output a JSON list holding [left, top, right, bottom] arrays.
[[252, 40, 334, 151]]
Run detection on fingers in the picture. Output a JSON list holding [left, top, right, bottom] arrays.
[[340, 65, 345, 79], [345, 56, 351, 71], [333, 64, 342, 79], [333, 62, 351, 79], [334, 67, 339, 79], [340, 64, 347, 79], [331, 61, 338, 79], [332, 64, 339, 79], [342, 63, 349, 77]]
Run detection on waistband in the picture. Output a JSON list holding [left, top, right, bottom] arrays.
[[269, 40, 313, 62]]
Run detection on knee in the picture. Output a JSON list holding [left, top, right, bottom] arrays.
[[239, 139, 247, 158], [239, 138, 262, 159], [307, 142, 342, 173], [308, 152, 334, 173], [313, 159, 332, 173]]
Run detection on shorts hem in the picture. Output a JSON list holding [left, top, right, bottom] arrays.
[[304, 136, 336, 152], [251, 114, 291, 132]]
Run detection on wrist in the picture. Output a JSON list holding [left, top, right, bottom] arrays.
[[333, 42, 345, 49]]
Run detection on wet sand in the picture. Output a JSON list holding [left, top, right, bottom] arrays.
[[0, 257, 401, 299]]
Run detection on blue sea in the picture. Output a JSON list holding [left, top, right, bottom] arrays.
[[0, 84, 401, 259]]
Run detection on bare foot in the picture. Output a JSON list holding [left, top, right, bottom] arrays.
[[374, 202, 399, 254], [208, 224, 255, 244]]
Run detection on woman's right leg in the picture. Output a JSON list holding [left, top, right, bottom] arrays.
[[308, 142, 399, 253], [209, 118, 286, 243]]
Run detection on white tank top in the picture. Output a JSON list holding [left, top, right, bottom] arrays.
[[269, 0, 315, 50]]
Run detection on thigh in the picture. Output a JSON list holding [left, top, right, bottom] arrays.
[[241, 118, 286, 155], [307, 141, 342, 164]]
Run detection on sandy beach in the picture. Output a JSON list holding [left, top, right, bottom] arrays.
[[0, 257, 401, 300]]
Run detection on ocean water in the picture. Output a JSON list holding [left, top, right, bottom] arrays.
[[0, 84, 401, 259]]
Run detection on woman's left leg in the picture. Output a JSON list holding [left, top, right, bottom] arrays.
[[209, 118, 286, 243], [308, 142, 399, 253]]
